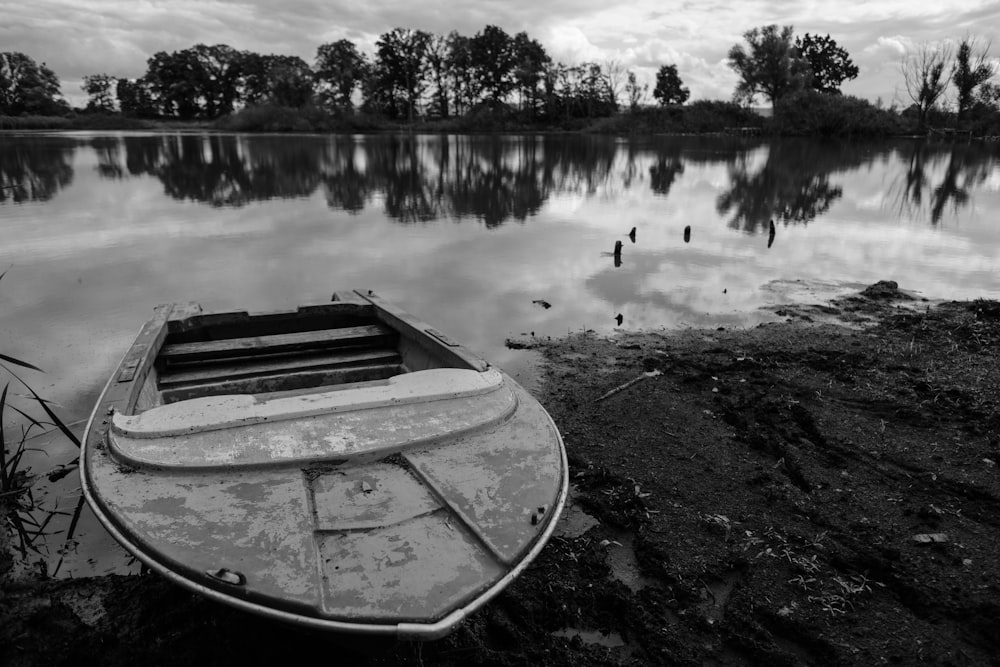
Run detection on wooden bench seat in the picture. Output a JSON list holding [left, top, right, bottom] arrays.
[[158, 348, 403, 388], [158, 324, 396, 363], [155, 323, 403, 403]]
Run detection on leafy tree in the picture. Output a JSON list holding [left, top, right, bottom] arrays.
[[900, 42, 952, 130], [728, 25, 807, 110], [583, 63, 612, 114], [425, 34, 452, 118], [446, 30, 477, 114], [550, 62, 614, 119], [653, 64, 689, 105], [82, 73, 117, 112], [445, 32, 476, 115], [241, 53, 295, 105], [116, 77, 157, 117], [314, 39, 368, 111], [625, 71, 647, 110], [952, 37, 995, 122], [267, 56, 314, 108], [369, 28, 432, 120], [0, 52, 67, 115], [144, 49, 206, 119], [240, 53, 273, 105], [512, 32, 549, 116], [541, 61, 562, 119], [795, 33, 858, 94], [191, 44, 244, 117], [978, 81, 1000, 108], [470, 25, 517, 104]]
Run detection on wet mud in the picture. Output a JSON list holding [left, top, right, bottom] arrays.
[[3, 282, 1000, 666]]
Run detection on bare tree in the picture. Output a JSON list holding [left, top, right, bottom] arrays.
[[952, 36, 995, 122], [602, 58, 627, 109], [900, 42, 952, 130]]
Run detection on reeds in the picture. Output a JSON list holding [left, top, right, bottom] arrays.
[[1, 270, 82, 562]]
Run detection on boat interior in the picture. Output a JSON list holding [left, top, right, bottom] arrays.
[[132, 292, 485, 414]]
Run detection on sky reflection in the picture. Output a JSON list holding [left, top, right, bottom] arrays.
[[1, 132, 999, 425]]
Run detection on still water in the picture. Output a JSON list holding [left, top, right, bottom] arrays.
[[2, 131, 1000, 575]]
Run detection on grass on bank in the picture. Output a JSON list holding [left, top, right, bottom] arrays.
[[1, 272, 83, 562], [3, 94, 1000, 137]]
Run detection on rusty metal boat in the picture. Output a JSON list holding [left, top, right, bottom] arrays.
[[81, 290, 567, 639]]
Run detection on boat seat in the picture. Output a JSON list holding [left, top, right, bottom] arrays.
[[107, 368, 516, 469], [158, 324, 397, 363], [115, 367, 504, 438]]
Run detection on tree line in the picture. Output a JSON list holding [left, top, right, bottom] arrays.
[[1, 26, 691, 122], [727, 25, 998, 131], [2, 23, 997, 134]]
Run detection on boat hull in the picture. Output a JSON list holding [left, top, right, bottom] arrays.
[[81, 293, 566, 639]]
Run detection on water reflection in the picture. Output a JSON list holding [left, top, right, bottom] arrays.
[[3, 133, 999, 230], [125, 135, 324, 206], [892, 141, 998, 225], [0, 137, 74, 203], [716, 140, 856, 232]]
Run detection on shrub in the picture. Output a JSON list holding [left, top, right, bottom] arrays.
[[215, 104, 388, 133], [0, 115, 72, 130], [773, 90, 908, 137], [215, 105, 314, 132], [586, 101, 760, 135]]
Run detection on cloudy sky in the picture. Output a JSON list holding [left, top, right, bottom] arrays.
[[2, 0, 998, 108]]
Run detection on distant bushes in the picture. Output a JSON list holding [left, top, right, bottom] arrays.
[[0, 114, 157, 130], [5, 96, 999, 138], [587, 101, 760, 135], [770, 91, 910, 137], [0, 115, 73, 130], [215, 105, 314, 132], [214, 104, 385, 133], [966, 102, 1000, 137]]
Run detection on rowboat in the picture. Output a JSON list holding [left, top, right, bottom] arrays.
[[81, 290, 567, 639]]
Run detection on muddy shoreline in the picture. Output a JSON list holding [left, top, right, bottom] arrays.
[[3, 282, 1000, 666]]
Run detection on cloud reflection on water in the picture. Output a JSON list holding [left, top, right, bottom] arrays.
[[1, 132, 999, 422]]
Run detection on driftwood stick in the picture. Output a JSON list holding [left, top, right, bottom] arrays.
[[594, 370, 661, 403]]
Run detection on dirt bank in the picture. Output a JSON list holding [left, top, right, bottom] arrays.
[[3, 282, 999, 666]]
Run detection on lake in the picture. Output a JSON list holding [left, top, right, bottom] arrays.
[[2, 131, 999, 576]]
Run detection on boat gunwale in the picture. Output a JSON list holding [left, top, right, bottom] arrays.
[[79, 292, 568, 639]]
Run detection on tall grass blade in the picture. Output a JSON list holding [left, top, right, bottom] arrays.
[[17, 383, 80, 449], [0, 353, 44, 373], [1, 383, 8, 489], [52, 494, 87, 577], [8, 403, 48, 431]]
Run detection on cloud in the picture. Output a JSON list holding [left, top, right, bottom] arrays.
[[864, 35, 913, 59], [546, 26, 605, 64]]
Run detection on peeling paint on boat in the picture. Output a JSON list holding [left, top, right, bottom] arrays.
[[80, 292, 567, 638]]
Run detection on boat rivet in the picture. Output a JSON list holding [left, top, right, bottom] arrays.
[[531, 513, 539, 526], [106, 407, 114, 415], [537, 506, 546, 514]]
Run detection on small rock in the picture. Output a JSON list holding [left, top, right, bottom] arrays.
[[912, 533, 948, 544], [861, 280, 913, 300]]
